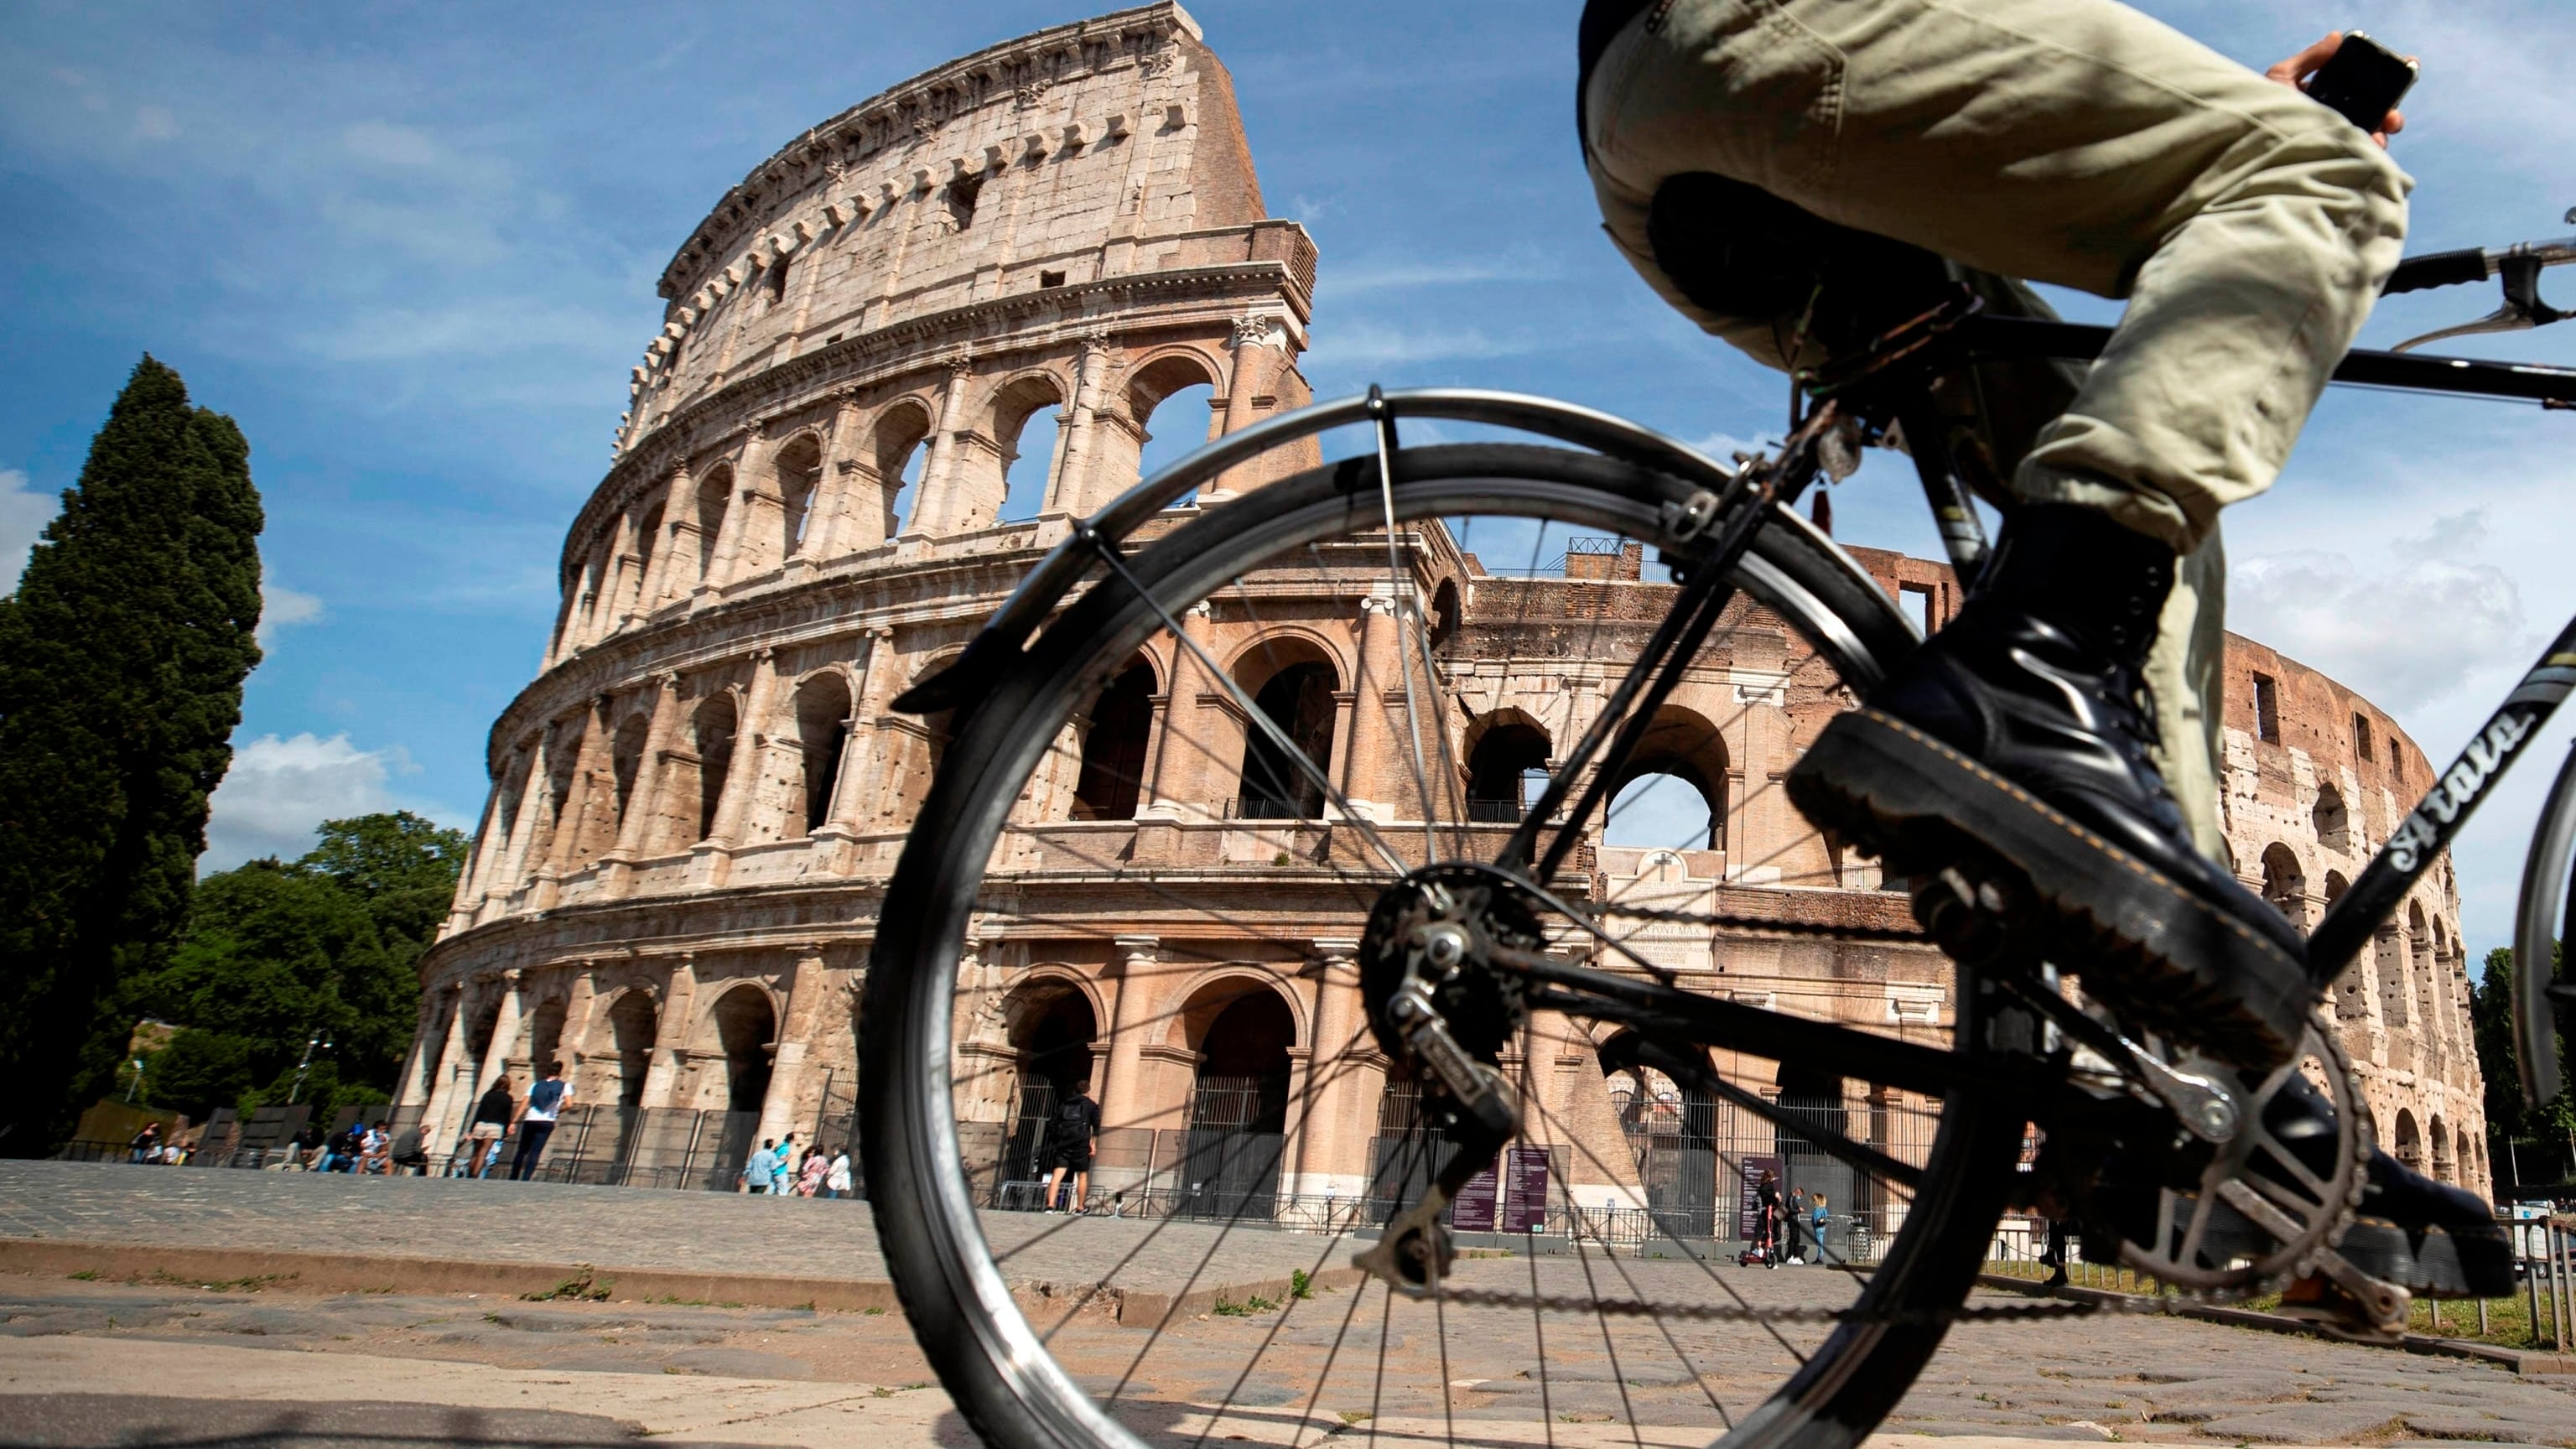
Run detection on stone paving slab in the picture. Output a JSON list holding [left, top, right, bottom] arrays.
[[0, 1161, 1346, 1316]]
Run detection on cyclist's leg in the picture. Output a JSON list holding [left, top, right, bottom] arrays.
[[1586, 0, 2407, 547]]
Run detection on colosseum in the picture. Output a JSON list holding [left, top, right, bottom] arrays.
[[404, 3, 2488, 1229]]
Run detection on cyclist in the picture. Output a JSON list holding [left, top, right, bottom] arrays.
[[1576, 0, 2506, 1317]]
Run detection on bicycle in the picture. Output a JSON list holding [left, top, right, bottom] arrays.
[[859, 214, 2576, 1449]]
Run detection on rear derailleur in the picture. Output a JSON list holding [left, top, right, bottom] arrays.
[[1914, 868, 2406, 1332], [1349, 866, 1537, 1296]]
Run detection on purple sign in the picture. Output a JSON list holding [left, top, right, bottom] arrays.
[[1450, 1156, 1500, 1232], [1736, 1155, 1783, 1241], [1502, 1145, 1552, 1233]]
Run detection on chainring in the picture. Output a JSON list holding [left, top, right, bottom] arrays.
[[2115, 1022, 2367, 1298]]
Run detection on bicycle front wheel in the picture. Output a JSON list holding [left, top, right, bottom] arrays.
[[862, 439, 2029, 1449]]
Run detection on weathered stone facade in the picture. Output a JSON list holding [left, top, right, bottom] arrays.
[[408, 3, 2485, 1213]]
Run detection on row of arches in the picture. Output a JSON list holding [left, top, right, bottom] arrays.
[[2259, 843, 2464, 1041], [415, 975, 792, 1119], [556, 351, 1232, 662]]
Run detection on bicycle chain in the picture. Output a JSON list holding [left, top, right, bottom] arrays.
[[1583, 902, 1929, 943], [1430, 1285, 2184, 1327]]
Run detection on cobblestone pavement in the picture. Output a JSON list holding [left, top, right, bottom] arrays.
[[0, 1161, 1333, 1300], [6, 1265, 2575, 1446]]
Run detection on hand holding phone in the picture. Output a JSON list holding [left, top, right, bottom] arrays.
[[2264, 31, 2416, 145]]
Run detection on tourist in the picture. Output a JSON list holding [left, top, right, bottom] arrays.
[[1042, 1079, 1100, 1215], [770, 1134, 798, 1197], [743, 1138, 776, 1193], [127, 1122, 160, 1164], [358, 1120, 392, 1176], [1809, 1192, 1831, 1265], [1753, 1171, 1784, 1269], [325, 1119, 365, 1173], [796, 1145, 828, 1198], [458, 1075, 514, 1178], [509, 1062, 568, 1182], [825, 1145, 854, 1201]]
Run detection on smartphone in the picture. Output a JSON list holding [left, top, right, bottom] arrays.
[[2304, 31, 2417, 134]]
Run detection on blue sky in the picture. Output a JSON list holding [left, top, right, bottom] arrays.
[[2, 0, 2572, 954]]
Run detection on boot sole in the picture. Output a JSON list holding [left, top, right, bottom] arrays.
[[2337, 1217, 2516, 1299], [1788, 708, 2310, 1070]]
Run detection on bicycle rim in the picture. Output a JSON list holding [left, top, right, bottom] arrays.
[[862, 442, 2027, 1449]]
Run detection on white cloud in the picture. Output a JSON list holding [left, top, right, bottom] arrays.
[[1322, 320, 1530, 368], [203, 731, 417, 869], [0, 469, 60, 591], [2228, 511, 2531, 714], [257, 581, 325, 643]]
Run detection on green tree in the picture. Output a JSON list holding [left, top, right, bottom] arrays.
[[127, 813, 465, 1121], [2473, 945, 2576, 1182], [0, 356, 263, 1152]]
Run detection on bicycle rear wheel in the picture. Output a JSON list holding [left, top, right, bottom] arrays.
[[862, 439, 2031, 1449]]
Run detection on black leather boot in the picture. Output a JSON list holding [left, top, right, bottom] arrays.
[[1787, 505, 2310, 1068]]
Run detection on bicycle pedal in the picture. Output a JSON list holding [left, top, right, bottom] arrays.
[[2303, 1244, 2412, 1337], [1910, 866, 2024, 965]]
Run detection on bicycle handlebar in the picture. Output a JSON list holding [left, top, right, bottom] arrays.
[[2383, 234, 2576, 294]]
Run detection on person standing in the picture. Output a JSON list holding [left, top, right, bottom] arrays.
[[770, 1134, 798, 1198], [509, 1063, 568, 1182], [1041, 1080, 1100, 1215], [459, 1076, 514, 1178], [743, 1138, 776, 1193], [1809, 1192, 1831, 1265], [797, 1146, 828, 1198], [127, 1122, 160, 1164], [825, 1145, 854, 1201], [1754, 1171, 1784, 1269]]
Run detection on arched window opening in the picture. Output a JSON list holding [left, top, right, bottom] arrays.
[[1429, 579, 1462, 651], [1131, 358, 1218, 498], [875, 406, 934, 538], [631, 502, 663, 604], [525, 1000, 567, 1080], [995, 377, 1066, 524], [1602, 710, 1729, 853], [600, 990, 657, 1108], [1465, 719, 1550, 824], [997, 981, 1098, 1191], [691, 694, 738, 842], [1072, 660, 1156, 820], [2260, 844, 2307, 927], [774, 436, 823, 558], [947, 170, 985, 231], [694, 466, 734, 579], [2313, 785, 2353, 854], [1182, 987, 1294, 1219], [2392, 1109, 2423, 1170], [2409, 900, 2436, 1021], [792, 673, 854, 836], [2324, 872, 2365, 1021], [610, 714, 651, 828], [464, 993, 503, 1075], [1233, 659, 1337, 819], [1601, 1032, 1719, 1237], [764, 256, 790, 307], [2431, 1117, 2454, 1182], [709, 984, 776, 1113]]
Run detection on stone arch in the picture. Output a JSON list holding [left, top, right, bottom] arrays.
[[589, 987, 658, 1108], [987, 369, 1067, 523], [771, 432, 825, 563], [984, 970, 1104, 1189], [1099, 350, 1223, 500], [2430, 1115, 2453, 1182], [2392, 1107, 2423, 1170], [693, 464, 735, 584], [625, 498, 666, 618], [1160, 966, 1312, 1055], [688, 692, 740, 844], [2409, 898, 2437, 1027], [878, 650, 960, 828], [1463, 709, 1551, 823], [700, 981, 778, 1114], [1072, 654, 1156, 821], [2313, 784, 2353, 854], [788, 668, 856, 837], [870, 398, 937, 542], [524, 995, 569, 1079], [2323, 872, 2367, 1021], [463, 989, 505, 1081], [1228, 635, 1341, 820], [1177, 975, 1297, 1133], [2261, 844, 2308, 928], [1599, 1031, 1720, 1233], [1604, 706, 1731, 852], [1429, 578, 1462, 651]]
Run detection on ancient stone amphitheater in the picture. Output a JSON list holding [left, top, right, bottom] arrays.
[[406, 3, 2490, 1223]]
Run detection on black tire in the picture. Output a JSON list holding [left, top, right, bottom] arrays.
[[861, 443, 2026, 1449]]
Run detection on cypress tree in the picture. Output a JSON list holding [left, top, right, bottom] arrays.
[[0, 356, 264, 1152]]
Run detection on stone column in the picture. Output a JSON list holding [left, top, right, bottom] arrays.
[[699, 452, 756, 595], [598, 673, 685, 892], [916, 360, 975, 537], [491, 735, 553, 907], [753, 951, 829, 1147], [1049, 334, 1111, 515], [557, 969, 600, 1101], [810, 392, 870, 558], [1134, 603, 1213, 862], [475, 972, 526, 1099], [811, 632, 891, 874], [1206, 314, 1276, 500], [1337, 597, 1399, 821], [599, 510, 642, 637], [416, 983, 471, 1141], [1285, 939, 1372, 1198], [536, 699, 613, 906], [637, 958, 700, 1109], [631, 477, 683, 620], [1098, 936, 1160, 1135], [447, 786, 506, 935], [697, 652, 781, 886]]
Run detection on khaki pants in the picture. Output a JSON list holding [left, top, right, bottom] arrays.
[[1583, 0, 2407, 856]]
